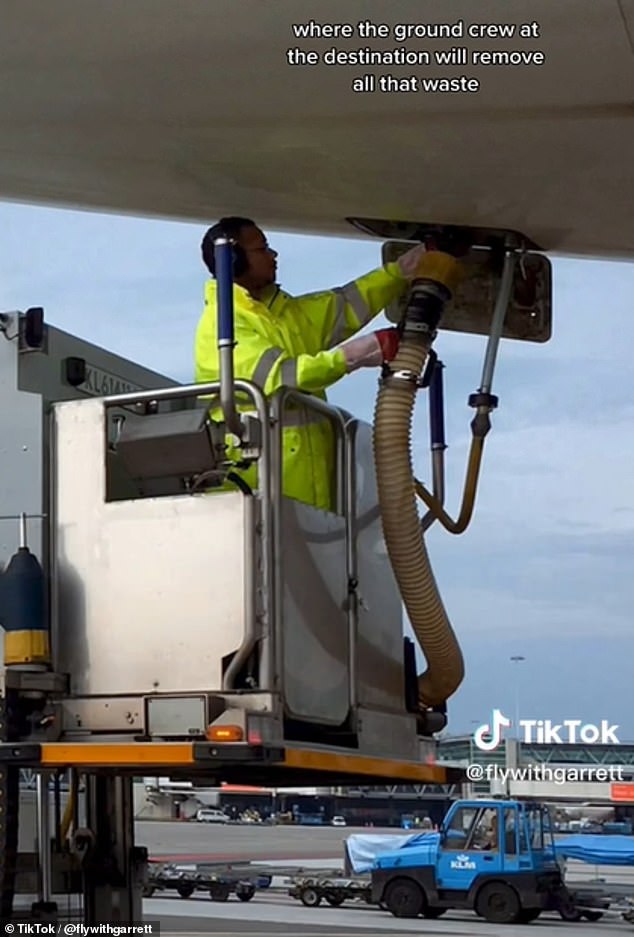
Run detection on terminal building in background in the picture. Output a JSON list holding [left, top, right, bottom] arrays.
[[138, 735, 634, 828]]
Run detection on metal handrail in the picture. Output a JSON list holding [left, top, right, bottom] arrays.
[[269, 388, 357, 709], [69, 381, 360, 705], [96, 379, 275, 694]]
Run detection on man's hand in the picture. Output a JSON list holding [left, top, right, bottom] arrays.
[[395, 232, 472, 278], [396, 243, 427, 278], [342, 328, 401, 372]]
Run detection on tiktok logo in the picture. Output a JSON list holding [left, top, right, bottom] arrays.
[[474, 709, 512, 751]]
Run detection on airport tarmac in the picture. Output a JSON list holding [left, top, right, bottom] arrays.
[[137, 819, 369, 861], [136, 822, 634, 936], [148, 889, 633, 936]]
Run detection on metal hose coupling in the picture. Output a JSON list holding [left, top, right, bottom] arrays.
[[373, 250, 465, 709]]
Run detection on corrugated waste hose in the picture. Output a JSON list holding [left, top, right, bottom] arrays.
[[373, 255, 465, 708]]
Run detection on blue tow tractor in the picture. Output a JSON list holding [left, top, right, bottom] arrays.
[[371, 799, 576, 924]]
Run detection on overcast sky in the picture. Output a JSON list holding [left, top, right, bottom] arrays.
[[2, 201, 633, 743]]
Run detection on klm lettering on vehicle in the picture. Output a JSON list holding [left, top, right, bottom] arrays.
[[450, 854, 476, 870], [82, 367, 142, 397]]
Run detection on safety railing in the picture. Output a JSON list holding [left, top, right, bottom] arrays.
[[97, 379, 274, 693], [62, 381, 360, 709], [269, 388, 358, 712]]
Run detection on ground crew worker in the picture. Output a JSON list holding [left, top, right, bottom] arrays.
[[195, 216, 426, 511]]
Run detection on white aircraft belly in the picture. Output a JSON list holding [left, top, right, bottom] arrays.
[[0, 0, 633, 258]]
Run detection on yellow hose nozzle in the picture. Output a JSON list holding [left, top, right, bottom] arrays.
[[413, 251, 464, 295]]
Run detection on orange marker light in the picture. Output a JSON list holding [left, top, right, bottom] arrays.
[[206, 725, 244, 742]]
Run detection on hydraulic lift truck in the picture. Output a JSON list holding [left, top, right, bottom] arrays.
[[0, 229, 551, 923]]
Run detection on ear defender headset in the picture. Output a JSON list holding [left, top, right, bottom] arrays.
[[202, 217, 253, 278]]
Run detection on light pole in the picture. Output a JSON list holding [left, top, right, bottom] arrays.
[[510, 655, 526, 740]]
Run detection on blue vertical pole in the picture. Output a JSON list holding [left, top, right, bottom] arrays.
[[429, 360, 446, 451], [213, 238, 242, 437], [214, 238, 234, 347]]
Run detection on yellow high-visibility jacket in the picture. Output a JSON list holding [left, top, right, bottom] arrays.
[[194, 262, 408, 511]]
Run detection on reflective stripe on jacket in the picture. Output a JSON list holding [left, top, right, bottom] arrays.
[[194, 262, 407, 510]]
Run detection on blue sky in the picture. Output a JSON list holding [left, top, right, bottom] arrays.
[[2, 201, 634, 742]]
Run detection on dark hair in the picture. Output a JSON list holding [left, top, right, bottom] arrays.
[[201, 216, 256, 276]]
